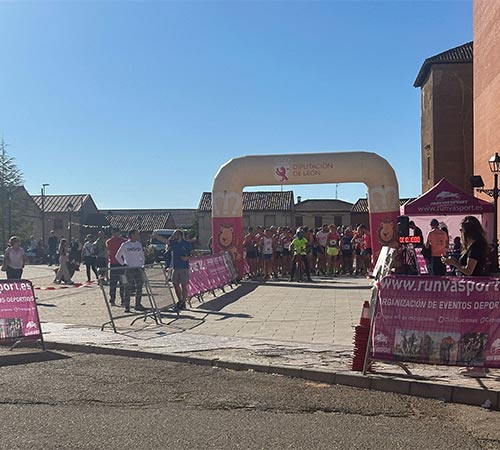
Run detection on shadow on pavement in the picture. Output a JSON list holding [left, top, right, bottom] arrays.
[[194, 283, 259, 312], [257, 281, 373, 290], [0, 350, 71, 367]]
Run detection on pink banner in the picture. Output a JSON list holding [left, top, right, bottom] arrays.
[[0, 280, 42, 341], [187, 254, 236, 298], [371, 275, 500, 368]]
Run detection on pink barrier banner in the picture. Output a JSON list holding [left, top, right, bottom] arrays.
[[371, 275, 500, 368], [0, 280, 42, 341], [187, 253, 236, 298]]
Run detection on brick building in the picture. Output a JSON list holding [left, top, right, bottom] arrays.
[[414, 42, 473, 194], [473, 2, 500, 209]]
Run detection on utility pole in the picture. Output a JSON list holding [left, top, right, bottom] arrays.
[[41, 183, 49, 245]]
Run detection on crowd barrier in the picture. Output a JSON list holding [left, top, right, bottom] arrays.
[[187, 252, 241, 301], [99, 254, 244, 332], [369, 274, 500, 369], [99, 264, 175, 332]]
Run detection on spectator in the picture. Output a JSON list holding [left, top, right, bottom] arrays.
[[153, 229, 192, 309], [2, 236, 26, 279], [442, 216, 488, 277], [54, 239, 74, 284], [93, 230, 108, 281], [47, 230, 58, 266], [409, 221, 424, 248], [81, 234, 98, 282], [106, 228, 127, 306], [69, 239, 81, 264], [425, 218, 448, 276], [115, 230, 148, 313]]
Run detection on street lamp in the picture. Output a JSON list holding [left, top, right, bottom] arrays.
[[471, 153, 500, 273], [67, 201, 74, 242], [489, 153, 500, 273], [41, 183, 49, 245]]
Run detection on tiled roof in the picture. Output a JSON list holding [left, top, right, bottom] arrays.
[[105, 212, 173, 232], [199, 191, 294, 212], [103, 209, 195, 228], [414, 41, 473, 87], [295, 199, 353, 211], [32, 194, 92, 213], [351, 198, 414, 214]]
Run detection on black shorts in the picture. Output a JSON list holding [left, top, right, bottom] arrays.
[[246, 250, 257, 259], [96, 257, 107, 268], [275, 251, 282, 259], [282, 249, 291, 256]]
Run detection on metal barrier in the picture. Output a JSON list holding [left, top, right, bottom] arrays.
[[99, 264, 176, 332], [99, 255, 242, 332]]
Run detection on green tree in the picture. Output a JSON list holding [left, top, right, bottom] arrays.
[[0, 138, 24, 248]]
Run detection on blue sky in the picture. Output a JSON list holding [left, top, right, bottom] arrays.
[[1, 0, 472, 209]]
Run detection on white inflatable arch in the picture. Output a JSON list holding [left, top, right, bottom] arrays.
[[212, 152, 400, 271]]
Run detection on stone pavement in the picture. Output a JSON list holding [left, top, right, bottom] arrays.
[[8, 265, 500, 409]]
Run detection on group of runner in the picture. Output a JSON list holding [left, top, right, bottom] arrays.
[[242, 223, 372, 281]]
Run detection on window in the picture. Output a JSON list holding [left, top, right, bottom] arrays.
[[314, 216, 323, 228], [54, 218, 63, 230], [264, 215, 275, 228], [295, 216, 303, 227], [334, 216, 343, 226]]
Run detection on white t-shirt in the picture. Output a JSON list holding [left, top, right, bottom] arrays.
[[115, 240, 145, 268], [316, 231, 329, 247], [261, 237, 274, 255], [5, 247, 25, 269]]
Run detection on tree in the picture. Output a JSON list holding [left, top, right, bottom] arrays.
[[0, 137, 24, 248]]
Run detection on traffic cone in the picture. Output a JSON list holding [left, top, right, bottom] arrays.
[[360, 301, 371, 327], [351, 301, 372, 371]]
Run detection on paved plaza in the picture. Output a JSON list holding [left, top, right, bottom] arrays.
[[7, 264, 500, 408]]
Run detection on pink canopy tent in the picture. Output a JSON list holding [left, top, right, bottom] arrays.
[[401, 178, 494, 244]]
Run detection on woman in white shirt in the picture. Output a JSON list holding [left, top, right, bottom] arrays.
[[3, 236, 26, 279]]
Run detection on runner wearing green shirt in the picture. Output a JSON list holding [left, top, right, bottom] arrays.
[[289, 229, 312, 282]]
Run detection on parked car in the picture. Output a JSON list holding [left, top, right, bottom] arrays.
[[147, 229, 175, 263]]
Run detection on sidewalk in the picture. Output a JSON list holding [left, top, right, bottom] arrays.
[[17, 265, 500, 409]]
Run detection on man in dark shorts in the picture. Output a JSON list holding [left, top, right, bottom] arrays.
[[154, 229, 192, 309]]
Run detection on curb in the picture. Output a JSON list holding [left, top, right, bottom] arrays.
[[39, 340, 500, 410]]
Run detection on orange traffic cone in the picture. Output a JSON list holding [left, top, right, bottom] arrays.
[[360, 301, 371, 327]]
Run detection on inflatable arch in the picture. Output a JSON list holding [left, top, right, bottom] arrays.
[[212, 152, 400, 271]]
